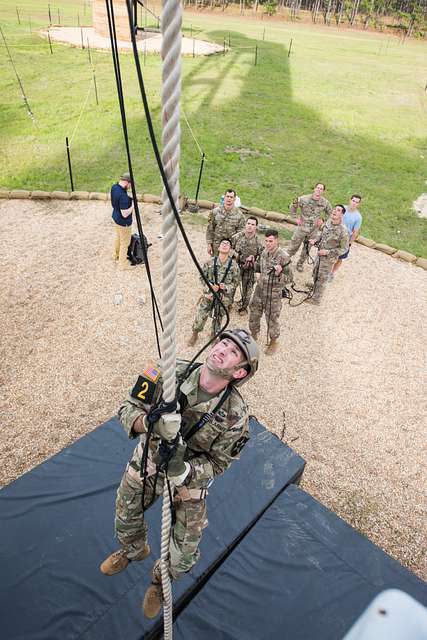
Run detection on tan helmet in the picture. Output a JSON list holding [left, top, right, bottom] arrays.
[[219, 327, 259, 386]]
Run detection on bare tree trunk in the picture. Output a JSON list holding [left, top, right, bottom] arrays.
[[350, 0, 361, 26], [253, 0, 259, 12], [312, 0, 321, 23], [323, 0, 333, 24]]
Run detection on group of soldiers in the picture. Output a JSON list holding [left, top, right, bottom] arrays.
[[188, 184, 354, 355]]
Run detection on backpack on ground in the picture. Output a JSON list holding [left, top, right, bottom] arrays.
[[127, 233, 151, 265]]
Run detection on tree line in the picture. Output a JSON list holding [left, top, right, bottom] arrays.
[[182, 0, 427, 38]]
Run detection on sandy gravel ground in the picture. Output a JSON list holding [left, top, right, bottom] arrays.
[[1, 199, 426, 580]]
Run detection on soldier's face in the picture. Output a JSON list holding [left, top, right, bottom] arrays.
[[218, 240, 231, 254], [245, 219, 257, 235], [207, 338, 246, 376], [224, 192, 235, 210], [265, 235, 278, 252], [331, 207, 344, 224], [313, 183, 325, 198]]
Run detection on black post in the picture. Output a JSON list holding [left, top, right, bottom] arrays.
[[80, 27, 84, 49], [47, 30, 53, 53], [87, 38, 92, 64], [194, 153, 205, 203], [66, 137, 74, 192], [48, 4, 52, 25], [228, 32, 231, 47], [254, 44, 258, 66], [263, 27, 265, 40], [16, 7, 21, 24], [223, 38, 226, 54], [288, 38, 293, 57], [58, 8, 60, 24], [93, 70, 99, 105], [192, 38, 195, 58]]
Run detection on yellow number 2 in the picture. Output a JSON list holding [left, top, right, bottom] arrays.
[[137, 381, 149, 400]]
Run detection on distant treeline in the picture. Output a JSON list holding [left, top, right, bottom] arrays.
[[183, 0, 427, 38]]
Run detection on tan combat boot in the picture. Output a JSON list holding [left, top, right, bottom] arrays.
[[187, 330, 199, 347], [100, 544, 150, 576], [143, 561, 164, 619], [264, 338, 279, 355]]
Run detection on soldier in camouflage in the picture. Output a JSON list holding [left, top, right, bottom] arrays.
[[100, 328, 259, 619], [287, 183, 332, 272], [188, 239, 240, 346], [206, 189, 245, 256], [231, 216, 264, 315], [249, 229, 293, 355], [306, 204, 349, 305]]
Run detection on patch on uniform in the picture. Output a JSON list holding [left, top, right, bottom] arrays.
[[230, 434, 249, 457], [131, 365, 160, 405]]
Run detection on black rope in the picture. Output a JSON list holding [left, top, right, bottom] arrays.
[[124, 0, 231, 390], [105, 0, 163, 358]]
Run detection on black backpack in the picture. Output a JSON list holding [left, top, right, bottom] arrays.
[[127, 233, 151, 265]]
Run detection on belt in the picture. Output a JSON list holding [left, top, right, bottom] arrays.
[[126, 464, 208, 501]]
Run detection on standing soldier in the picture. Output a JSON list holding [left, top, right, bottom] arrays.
[[188, 239, 240, 346], [287, 182, 332, 272], [231, 216, 264, 315], [99, 329, 259, 619], [331, 194, 363, 280], [249, 229, 293, 355], [206, 189, 245, 256], [306, 204, 349, 305]]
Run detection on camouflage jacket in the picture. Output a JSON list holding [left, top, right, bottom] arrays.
[[290, 194, 332, 231], [200, 255, 240, 300], [206, 206, 246, 250], [231, 230, 264, 267], [255, 247, 293, 290], [117, 361, 249, 489], [314, 219, 349, 261]]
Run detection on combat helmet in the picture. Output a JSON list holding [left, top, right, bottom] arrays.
[[218, 328, 259, 386]]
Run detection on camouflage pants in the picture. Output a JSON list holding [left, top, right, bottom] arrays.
[[249, 282, 283, 340], [311, 256, 334, 302], [286, 227, 317, 267], [192, 294, 232, 334], [115, 457, 207, 580], [238, 267, 255, 310]]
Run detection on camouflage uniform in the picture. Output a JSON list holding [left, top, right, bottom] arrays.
[[231, 230, 264, 311], [206, 206, 246, 255], [192, 256, 240, 335], [287, 195, 332, 268], [115, 361, 249, 579], [249, 247, 293, 340], [310, 220, 349, 302]]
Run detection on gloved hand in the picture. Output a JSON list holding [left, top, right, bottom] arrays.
[[167, 439, 188, 479], [153, 413, 181, 441]]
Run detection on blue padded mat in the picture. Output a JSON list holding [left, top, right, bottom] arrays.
[[174, 484, 427, 640], [0, 416, 304, 640]]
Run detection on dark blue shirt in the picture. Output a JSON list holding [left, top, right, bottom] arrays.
[[111, 183, 132, 227]]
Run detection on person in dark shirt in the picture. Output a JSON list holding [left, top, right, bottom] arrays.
[[111, 172, 134, 271]]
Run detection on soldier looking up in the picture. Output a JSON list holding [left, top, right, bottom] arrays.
[[100, 328, 259, 619], [306, 204, 349, 305], [249, 229, 292, 355], [206, 189, 245, 256], [287, 182, 332, 272], [231, 216, 264, 315], [188, 239, 240, 346]]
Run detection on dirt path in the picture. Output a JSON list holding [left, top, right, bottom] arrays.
[[1, 198, 426, 579]]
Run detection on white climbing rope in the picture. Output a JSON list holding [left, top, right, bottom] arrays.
[[159, 0, 182, 636]]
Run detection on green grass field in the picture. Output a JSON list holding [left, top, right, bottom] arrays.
[[0, 1, 426, 255]]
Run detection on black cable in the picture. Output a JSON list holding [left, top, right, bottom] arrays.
[[105, 0, 163, 358], [124, 0, 231, 388]]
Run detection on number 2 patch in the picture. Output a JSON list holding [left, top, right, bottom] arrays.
[[131, 366, 160, 405]]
